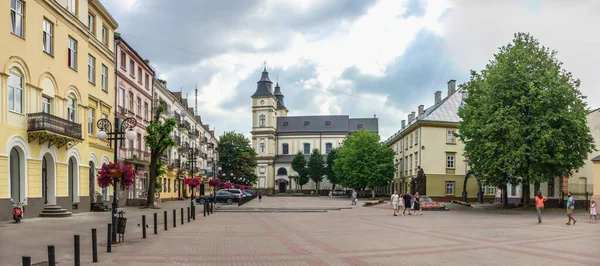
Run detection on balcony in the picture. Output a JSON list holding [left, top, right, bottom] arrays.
[[27, 112, 83, 150], [173, 112, 181, 123], [174, 135, 181, 146], [179, 120, 190, 131], [124, 148, 151, 165]]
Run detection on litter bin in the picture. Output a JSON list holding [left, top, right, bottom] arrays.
[[117, 211, 127, 242]]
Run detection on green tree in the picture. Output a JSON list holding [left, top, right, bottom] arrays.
[[457, 32, 595, 206], [218, 132, 257, 184], [291, 152, 309, 190], [334, 130, 396, 198], [307, 148, 325, 192], [145, 104, 178, 207], [326, 148, 340, 191]]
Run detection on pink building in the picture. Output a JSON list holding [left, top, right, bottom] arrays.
[[115, 33, 154, 204]]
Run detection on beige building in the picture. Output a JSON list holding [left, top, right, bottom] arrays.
[[0, 0, 118, 221], [250, 68, 378, 194]]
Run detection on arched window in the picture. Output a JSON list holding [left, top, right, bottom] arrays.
[[259, 114, 266, 126], [259, 142, 266, 153], [8, 70, 23, 113], [67, 94, 77, 122], [277, 167, 288, 176]]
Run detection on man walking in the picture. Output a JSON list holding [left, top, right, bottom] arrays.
[[390, 191, 400, 216], [402, 192, 412, 215], [566, 191, 577, 225]]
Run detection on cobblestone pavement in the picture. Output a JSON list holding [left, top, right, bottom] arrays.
[[2, 196, 599, 266]]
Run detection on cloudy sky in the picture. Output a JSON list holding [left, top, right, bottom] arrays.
[[102, 0, 600, 140]]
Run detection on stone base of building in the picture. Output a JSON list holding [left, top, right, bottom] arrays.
[[0, 196, 90, 222]]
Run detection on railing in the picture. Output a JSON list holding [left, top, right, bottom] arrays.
[[174, 135, 181, 145], [173, 112, 181, 123], [129, 148, 150, 161], [27, 112, 82, 139], [179, 121, 190, 130]]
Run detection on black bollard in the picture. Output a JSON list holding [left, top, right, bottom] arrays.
[[203, 203, 206, 217], [142, 215, 146, 239], [153, 213, 158, 235], [180, 208, 184, 225], [187, 207, 190, 223], [91, 229, 98, 263], [48, 245, 56, 266], [164, 211, 167, 231], [74, 235, 81, 266], [22, 256, 31, 266], [107, 223, 112, 253], [192, 205, 195, 220], [173, 209, 176, 228]]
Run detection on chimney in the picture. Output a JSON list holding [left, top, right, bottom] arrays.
[[410, 111, 416, 121], [435, 91, 442, 104], [448, 80, 456, 96], [418, 105, 424, 116], [401, 120, 406, 128]]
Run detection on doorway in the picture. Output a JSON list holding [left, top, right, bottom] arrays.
[[68, 157, 79, 204], [89, 161, 95, 208], [10, 148, 21, 203], [41, 153, 57, 205], [278, 182, 287, 193], [42, 157, 48, 204]]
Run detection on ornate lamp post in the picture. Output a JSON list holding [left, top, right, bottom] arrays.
[[177, 143, 190, 199], [97, 117, 137, 243], [186, 145, 200, 210]]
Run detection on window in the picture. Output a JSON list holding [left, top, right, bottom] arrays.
[[42, 96, 51, 113], [303, 143, 310, 155], [136, 97, 141, 116], [9, 71, 23, 113], [510, 183, 517, 197], [68, 0, 76, 14], [67, 95, 76, 122], [259, 142, 266, 153], [68, 37, 77, 69], [446, 154, 455, 169], [404, 157, 408, 172], [137, 133, 142, 150], [445, 181, 455, 195], [447, 129, 456, 143], [410, 134, 413, 146], [409, 154, 412, 169], [405, 137, 408, 149], [282, 143, 289, 155], [43, 19, 53, 55], [163, 178, 166, 193], [10, 0, 24, 37], [145, 74, 149, 89], [101, 65, 108, 92], [325, 143, 332, 154], [486, 184, 495, 195], [120, 52, 126, 68], [414, 153, 418, 169], [118, 86, 125, 107], [144, 102, 149, 120], [130, 59, 135, 77], [168, 179, 171, 193], [415, 130, 418, 144], [259, 115, 266, 126], [137, 67, 142, 83], [548, 178, 555, 197], [88, 108, 94, 135], [101, 26, 107, 45], [129, 92, 134, 110], [88, 55, 95, 84], [88, 13, 95, 34]]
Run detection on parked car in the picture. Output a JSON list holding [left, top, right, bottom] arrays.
[[196, 190, 240, 205], [332, 190, 346, 196], [221, 189, 246, 198], [241, 190, 253, 197]]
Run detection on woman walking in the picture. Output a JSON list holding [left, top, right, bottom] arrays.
[[258, 191, 263, 202], [351, 190, 358, 205], [414, 192, 423, 215], [566, 191, 577, 225], [589, 200, 597, 223], [535, 191, 547, 223]]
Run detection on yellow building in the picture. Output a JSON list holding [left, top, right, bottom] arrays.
[[0, 0, 118, 220], [383, 80, 491, 201]]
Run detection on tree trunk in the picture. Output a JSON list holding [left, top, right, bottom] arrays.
[[522, 180, 531, 207], [332, 183, 336, 191], [145, 157, 157, 207], [371, 189, 375, 199], [502, 184, 508, 207]]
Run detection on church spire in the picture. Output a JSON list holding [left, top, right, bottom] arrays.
[[252, 65, 274, 97], [274, 81, 286, 110]]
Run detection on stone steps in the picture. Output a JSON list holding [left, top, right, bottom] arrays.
[[39, 205, 72, 218]]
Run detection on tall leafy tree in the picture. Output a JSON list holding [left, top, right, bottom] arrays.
[[218, 132, 257, 184], [334, 130, 396, 198], [291, 152, 309, 190], [307, 149, 325, 192], [145, 104, 178, 206], [326, 148, 340, 191], [457, 32, 595, 206]]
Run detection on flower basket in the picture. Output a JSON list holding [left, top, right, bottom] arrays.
[[223, 182, 233, 189], [184, 176, 202, 188], [208, 178, 221, 187], [234, 184, 241, 189], [97, 162, 135, 189]]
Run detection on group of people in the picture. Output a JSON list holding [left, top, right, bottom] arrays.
[[535, 191, 596, 224], [390, 191, 423, 216]]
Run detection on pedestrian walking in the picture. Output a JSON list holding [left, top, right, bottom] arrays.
[[414, 192, 423, 215], [399, 193, 405, 215], [566, 191, 577, 225], [390, 191, 400, 216], [258, 191, 263, 202], [351, 190, 358, 205], [403, 192, 412, 215], [329, 191, 333, 199], [535, 191, 547, 223], [589, 200, 597, 223]]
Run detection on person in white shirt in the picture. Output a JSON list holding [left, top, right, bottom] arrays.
[[390, 191, 400, 216]]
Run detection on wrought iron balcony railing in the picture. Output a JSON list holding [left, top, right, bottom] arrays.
[[27, 112, 83, 150]]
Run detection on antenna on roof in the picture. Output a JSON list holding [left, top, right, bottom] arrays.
[[195, 83, 198, 116], [374, 111, 377, 118]]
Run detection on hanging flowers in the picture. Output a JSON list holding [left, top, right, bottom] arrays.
[[208, 178, 221, 187], [223, 181, 233, 189], [97, 162, 135, 189], [184, 176, 202, 188], [234, 184, 241, 189]]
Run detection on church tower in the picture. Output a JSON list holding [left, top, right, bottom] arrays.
[[251, 67, 277, 191], [274, 81, 288, 117]]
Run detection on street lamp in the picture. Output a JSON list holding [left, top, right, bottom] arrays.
[[97, 117, 137, 244], [186, 145, 200, 210]]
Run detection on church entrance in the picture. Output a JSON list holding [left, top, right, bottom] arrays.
[[279, 182, 287, 193]]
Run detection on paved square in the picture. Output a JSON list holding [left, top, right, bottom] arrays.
[[1, 197, 598, 265]]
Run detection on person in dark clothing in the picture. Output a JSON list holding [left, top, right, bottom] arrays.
[[258, 191, 263, 202], [402, 192, 412, 215]]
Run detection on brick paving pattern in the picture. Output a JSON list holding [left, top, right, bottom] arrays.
[[1, 197, 599, 265]]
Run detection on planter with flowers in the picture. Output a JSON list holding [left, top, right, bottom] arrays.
[[223, 181, 233, 190], [234, 184, 241, 189], [97, 162, 135, 189]]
